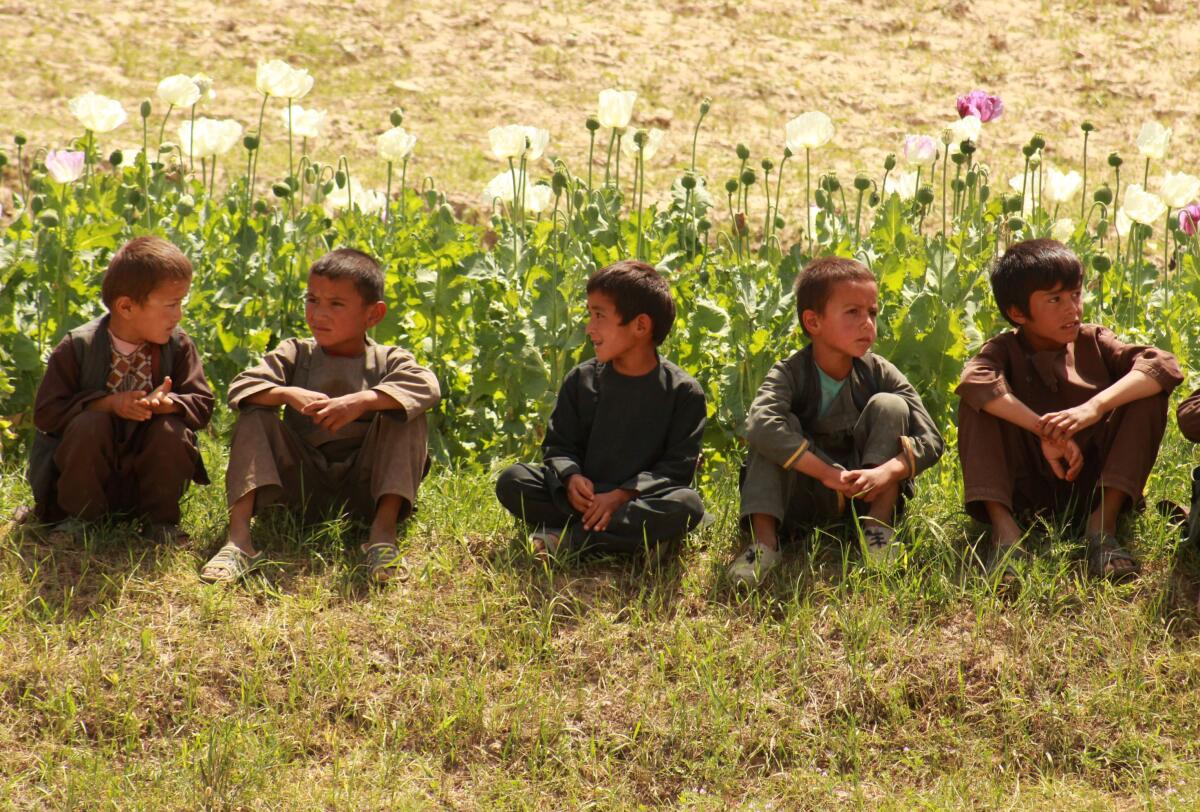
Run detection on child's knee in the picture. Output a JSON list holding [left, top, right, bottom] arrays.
[[144, 414, 190, 446], [864, 392, 908, 422], [62, 410, 113, 443]]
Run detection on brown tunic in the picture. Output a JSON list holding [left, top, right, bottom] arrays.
[[1177, 389, 1200, 442], [223, 337, 440, 520], [956, 324, 1183, 522]]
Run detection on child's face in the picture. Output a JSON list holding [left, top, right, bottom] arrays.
[[304, 273, 385, 356], [803, 279, 878, 361], [113, 278, 191, 345], [585, 291, 652, 365], [1008, 283, 1082, 350]]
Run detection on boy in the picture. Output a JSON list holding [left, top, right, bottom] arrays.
[[200, 248, 440, 583], [957, 239, 1182, 583], [1178, 391, 1200, 550], [727, 256, 945, 586], [495, 259, 706, 557], [27, 235, 213, 543]]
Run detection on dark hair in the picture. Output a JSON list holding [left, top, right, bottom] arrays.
[[793, 256, 875, 336], [991, 239, 1083, 326], [586, 259, 676, 345], [101, 236, 193, 308], [309, 248, 385, 304]]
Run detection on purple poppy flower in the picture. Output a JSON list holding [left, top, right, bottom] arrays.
[[45, 149, 85, 183], [1179, 202, 1200, 237], [956, 90, 1004, 123]]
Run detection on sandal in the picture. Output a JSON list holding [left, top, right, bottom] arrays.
[[200, 543, 262, 583], [1084, 533, 1140, 582], [363, 541, 406, 583], [983, 541, 1027, 593], [529, 528, 563, 559], [861, 522, 900, 565]]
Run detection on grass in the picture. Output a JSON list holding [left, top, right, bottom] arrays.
[[2, 424, 1200, 809]]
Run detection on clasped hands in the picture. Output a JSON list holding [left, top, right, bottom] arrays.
[[287, 387, 369, 434], [101, 376, 180, 420], [565, 474, 636, 532], [1034, 400, 1102, 482]]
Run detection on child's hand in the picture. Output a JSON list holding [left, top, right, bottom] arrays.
[[566, 474, 595, 514], [1041, 436, 1083, 481], [137, 377, 179, 414], [286, 387, 329, 413], [1038, 401, 1101, 441], [106, 390, 153, 421], [819, 468, 858, 498], [842, 466, 894, 502], [582, 488, 635, 532], [302, 393, 368, 433]]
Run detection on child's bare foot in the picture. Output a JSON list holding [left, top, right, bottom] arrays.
[[530, 528, 562, 559]]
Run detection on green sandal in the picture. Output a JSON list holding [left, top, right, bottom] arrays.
[[200, 543, 262, 583], [1085, 534, 1140, 582], [364, 541, 406, 583]]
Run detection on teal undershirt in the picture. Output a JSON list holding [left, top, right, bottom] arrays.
[[817, 367, 848, 417]]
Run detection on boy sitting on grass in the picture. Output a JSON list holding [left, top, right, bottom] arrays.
[[957, 238, 1182, 585], [495, 259, 706, 558], [27, 236, 214, 544], [727, 256, 944, 587], [200, 248, 440, 584]]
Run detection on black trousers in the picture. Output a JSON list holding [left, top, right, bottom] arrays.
[[495, 463, 704, 555]]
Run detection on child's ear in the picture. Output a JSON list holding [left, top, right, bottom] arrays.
[[634, 313, 653, 337], [365, 301, 387, 328], [1005, 304, 1028, 326], [112, 295, 135, 318], [800, 308, 821, 335]]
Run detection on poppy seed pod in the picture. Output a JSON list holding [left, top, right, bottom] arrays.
[[680, 174, 696, 190], [740, 168, 756, 186], [783, 147, 793, 159], [853, 175, 870, 191], [243, 135, 259, 151], [761, 158, 773, 172], [951, 178, 965, 193], [951, 152, 967, 165], [390, 108, 404, 127], [1003, 194, 1023, 213], [38, 209, 59, 227], [724, 178, 738, 194], [1007, 216, 1025, 230], [821, 175, 840, 192], [585, 117, 601, 132], [254, 200, 269, 214], [961, 141, 977, 156], [1107, 152, 1122, 168], [225, 197, 238, 214], [109, 150, 123, 166], [15, 133, 27, 146], [633, 129, 649, 148], [1022, 144, 1035, 158], [884, 153, 896, 171], [1081, 121, 1096, 133], [1092, 254, 1111, 272], [916, 186, 935, 206], [1093, 185, 1113, 205], [177, 194, 195, 215], [140, 100, 152, 119], [1030, 135, 1046, 151], [700, 98, 712, 115], [698, 217, 712, 231], [736, 143, 750, 160]]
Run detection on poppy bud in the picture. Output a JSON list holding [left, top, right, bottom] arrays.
[[979, 187, 990, 203], [335, 170, 347, 189], [965, 171, 977, 187], [736, 143, 750, 161], [272, 182, 291, 199], [853, 174, 871, 192], [868, 193, 880, 207], [1093, 185, 1113, 205], [551, 170, 567, 195], [724, 178, 738, 194], [951, 178, 965, 193], [254, 200, 268, 214], [177, 194, 195, 215], [1092, 254, 1111, 272], [783, 147, 793, 159], [680, 173, 696, 190], [572, 189, 585, 208], [883, 153, 896, 171], [740, 168, 756, 187], [814, 189, 828, 208], [390, 108, 404, 127], [1107, 152, 1122, 168], [774, 215, 785, 229], [585, 117, 601, 132], [30, 195, 44, 213], [128, 189, 143, 207], [916, 186, 935, 206], [140, 100, 152, 119], [585, 204, 599, 219], [0, 152, 6, 168], [225, 197, 238, 214], [37, 208, 59, 227], [700, 98, 712, 115], [286, 175, 299, 191]]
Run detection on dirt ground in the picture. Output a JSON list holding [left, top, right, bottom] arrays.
[[1, 0, 1199, 210]]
